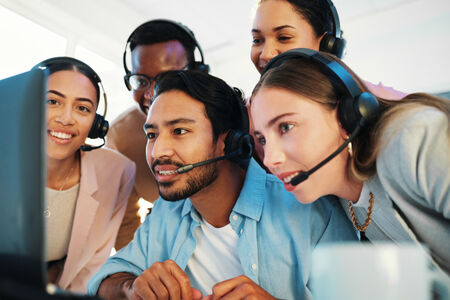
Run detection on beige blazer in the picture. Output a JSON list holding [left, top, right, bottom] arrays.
[[56, 147, 135, 293]]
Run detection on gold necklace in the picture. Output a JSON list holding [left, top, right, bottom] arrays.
[[44, 165, 75, 218], [347, 192, 374, 231]]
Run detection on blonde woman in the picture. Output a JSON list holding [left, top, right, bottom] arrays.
[[250, 48, 450, 275]]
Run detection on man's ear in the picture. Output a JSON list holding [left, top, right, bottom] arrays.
[[216, 131, 229, 156], [317, 31, 327, 49]]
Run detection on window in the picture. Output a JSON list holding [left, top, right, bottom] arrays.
[[0, 5, 66, 79]]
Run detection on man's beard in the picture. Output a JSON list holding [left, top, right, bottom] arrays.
[[155, 158, 219, 201]]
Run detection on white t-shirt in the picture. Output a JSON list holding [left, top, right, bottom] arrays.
[[185, 217, 245, 295], [45, 184, 79, 261]]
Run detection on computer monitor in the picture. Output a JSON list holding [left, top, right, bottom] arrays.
[[0, 69, 47, 288]]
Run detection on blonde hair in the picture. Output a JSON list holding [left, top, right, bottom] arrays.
[[251, 52, 450, 181]]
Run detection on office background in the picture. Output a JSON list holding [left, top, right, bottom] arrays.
[[1, 0, 449, 122]]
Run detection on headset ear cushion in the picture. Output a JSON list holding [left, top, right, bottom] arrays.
[[238, 134, 255, 160], [124, 75, 132, 91], [332, 37, 346, 59], [337, 92, 380, 133], [319, 33, 335, 54], [88, 114, 109, 139], [319, 34, 346, 59], [224, 130, 239, 157], [357, 92, 380, 125], [191, 62, 210, 73], [337, 94, 360, 134], [224, 130, 254, 161]]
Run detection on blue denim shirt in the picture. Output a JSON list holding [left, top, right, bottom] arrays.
[[88, 159, 357, 299]]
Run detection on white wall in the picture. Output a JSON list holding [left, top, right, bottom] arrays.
[[1, 0, 449, 123]]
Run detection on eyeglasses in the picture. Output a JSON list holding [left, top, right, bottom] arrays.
[[125, 74, 155, 91]]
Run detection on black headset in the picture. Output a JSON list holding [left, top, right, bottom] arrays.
[[261, 48, 379, 133], [163, 73, 254, 174], [123, 18, 210, 90], [178, 89, 254, 173], [223, 88, 254, 165], [319, 0, 346, 59], [175, 121, 254, 173], [34, 57, 109, 150], [260, 48, 379, 185], [175, 71, 253, 166]]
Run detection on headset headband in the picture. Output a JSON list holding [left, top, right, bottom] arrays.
[[33, 56, 109, 143], [34, 56, 107, 117], [123, 19, 209, 75], [262, 48, 359, 98], [327, 0, 341, 38], [261, 48, 379, 133], [319, 0, 346, 58]]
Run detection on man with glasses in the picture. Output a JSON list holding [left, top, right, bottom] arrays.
[[107, 19, 209, 249]]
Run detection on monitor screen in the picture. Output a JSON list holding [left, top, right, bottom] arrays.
[[0, 69, 47, 289]]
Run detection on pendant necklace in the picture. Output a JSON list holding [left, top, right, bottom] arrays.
[[44, 165, 75, 218]]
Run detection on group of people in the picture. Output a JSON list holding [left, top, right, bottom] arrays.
[[38, 0, 449, 299]]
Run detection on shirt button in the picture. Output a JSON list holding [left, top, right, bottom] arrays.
[[232, 214, 238, 221], [251, 264, 257, 270]]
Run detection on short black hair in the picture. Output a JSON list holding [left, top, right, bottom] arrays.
[[129, 20, 196, 68], [153, 70, 248, 141]]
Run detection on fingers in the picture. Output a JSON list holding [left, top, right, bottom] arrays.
[[210, 275, 253, 299], [191, 287, 203, 300], [210, 276, 275, 300], [130, 260, 195, 300], [215, 283, 258, 300], [162, 260, 194, 299], [132, 274, 157, 300], [122, 278, 144, 300], [151, 261, 183, 299]]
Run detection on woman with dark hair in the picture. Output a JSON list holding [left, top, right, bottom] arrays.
[[250, 49, 450, 275], [36, 57, 135, 292], [251, 0, 405, 97], [249, 0, 406, 163]]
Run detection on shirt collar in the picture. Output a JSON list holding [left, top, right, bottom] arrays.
[[181, 199, 193, 217], [354, 180, 372, 208], [231, 158, 266, 221]]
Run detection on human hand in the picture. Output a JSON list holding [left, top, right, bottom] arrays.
[[202, 275, 276, 300], [123, 259, 202, 300]]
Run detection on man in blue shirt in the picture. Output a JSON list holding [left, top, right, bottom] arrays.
[[88, 70, 357, 299]]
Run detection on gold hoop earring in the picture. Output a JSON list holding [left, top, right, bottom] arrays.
[[348, 142, 353, 157], [344, 135, 353, 157]]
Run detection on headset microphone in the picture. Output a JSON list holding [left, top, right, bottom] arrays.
[[176, 153, 233, 174], [261, 48, 381, 186], [290, 120, 363, 186], [176, 130, 254, 174]]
